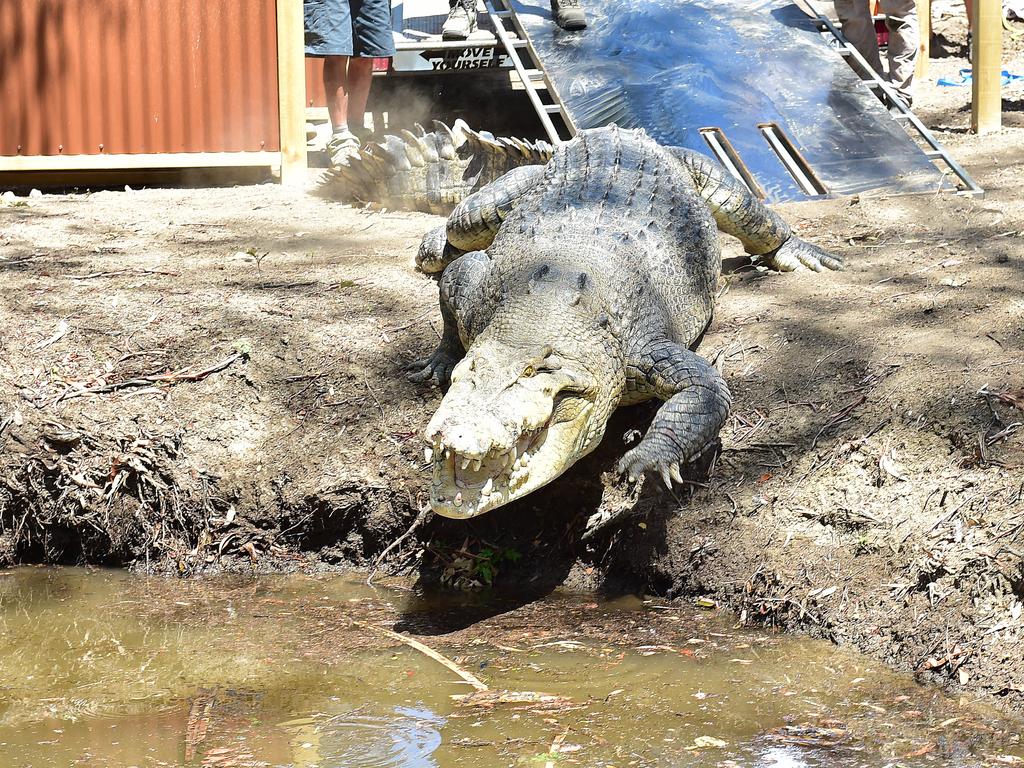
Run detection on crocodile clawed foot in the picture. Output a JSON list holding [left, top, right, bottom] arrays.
[[416, 225, 450, 274], [759, 237, 844, 273], [405, 350, 459, 390], [417, 225, 468, 275], [617, 439, 714, 489]]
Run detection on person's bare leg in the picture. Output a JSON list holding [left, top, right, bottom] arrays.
[[323, 55, 350, 132], [323, 55, 364, 166], [345, 57, 375, 133]]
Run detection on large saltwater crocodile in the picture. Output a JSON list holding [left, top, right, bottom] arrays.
[[396, 124, 843, 522]]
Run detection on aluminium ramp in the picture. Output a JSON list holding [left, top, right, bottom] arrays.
[[507, 0, 954, 202]]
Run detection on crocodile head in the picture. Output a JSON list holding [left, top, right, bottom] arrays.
[[425, 337, 617, 518]]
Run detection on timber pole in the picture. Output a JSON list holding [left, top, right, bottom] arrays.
[[915, 0, 930, 81], [970, 0, 1002, 134], [277, 0, 308, 185]]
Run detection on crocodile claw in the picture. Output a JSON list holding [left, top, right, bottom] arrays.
[[405, 349, 459, 390], [759, 237, 844, 273], [617, 439, 714, 487]]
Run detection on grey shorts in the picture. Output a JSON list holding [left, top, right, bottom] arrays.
[[304, 0, 396, 58]]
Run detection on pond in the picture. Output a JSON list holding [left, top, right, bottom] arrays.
[[0, 568, 1021, 767]]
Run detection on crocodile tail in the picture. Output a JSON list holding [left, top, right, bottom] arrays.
[[317, 120, 553, 215]]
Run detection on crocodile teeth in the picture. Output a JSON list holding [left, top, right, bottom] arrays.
[[424, 447, 433, 463], [471, 458, 482, 472], [482, 478, 493, 496], [454, 492, 463, 507]]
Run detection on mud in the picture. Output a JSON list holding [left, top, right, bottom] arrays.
[[2, 15, 1024, 713]]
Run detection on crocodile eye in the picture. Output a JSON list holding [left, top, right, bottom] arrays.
[[523, 365, 536, 378]]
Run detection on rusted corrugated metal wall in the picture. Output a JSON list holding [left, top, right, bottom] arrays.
[[306, 58, 328, 107], [0, 0, 281, 156]]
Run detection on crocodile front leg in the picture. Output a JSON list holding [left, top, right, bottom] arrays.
[[446, 164, 545, 251], [669, 147, 843, 273], [416, 224, 464, 274], [619, 341, 731, 487], [407, 250, 490, 390]]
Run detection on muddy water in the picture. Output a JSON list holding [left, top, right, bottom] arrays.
[[0, 569, 1021, 768]]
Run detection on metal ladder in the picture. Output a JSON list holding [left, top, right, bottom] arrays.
[[481, 0, 576, 144], [812, 11, 983, 197]]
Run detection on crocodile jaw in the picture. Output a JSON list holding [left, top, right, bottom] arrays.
[[426, 396, 597, 519]]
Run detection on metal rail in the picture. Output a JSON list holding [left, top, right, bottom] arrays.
[[813, 12, 984, 198], [482, 0, 575, 143]]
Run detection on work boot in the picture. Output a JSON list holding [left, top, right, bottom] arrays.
[[550, 0, 586, 30], [442, 0, 477, 40]]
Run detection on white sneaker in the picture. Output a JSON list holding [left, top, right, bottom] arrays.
[[327, 130, 361, 168], [442, 0, 477, 40]]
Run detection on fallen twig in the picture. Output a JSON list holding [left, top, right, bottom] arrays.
[[51, 352, 245, 405], [184, 689, 217, 761], [386, 308, 436, 335], [72, 268, 179, 279], [811, 395, 867, 449], [545, 728, 571, 768], [367, 504, 434, 585], [32, 319, 70, 350], [353, 620, 488, 691]]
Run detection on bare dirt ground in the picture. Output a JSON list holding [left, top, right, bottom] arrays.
[[2, 14, 1023, 710]]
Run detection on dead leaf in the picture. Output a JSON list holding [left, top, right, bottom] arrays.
[[880, 450, 910, 481], [692, 736, 728, 749]]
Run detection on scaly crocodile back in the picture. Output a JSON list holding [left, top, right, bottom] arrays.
[[318, 120, 554, 215]]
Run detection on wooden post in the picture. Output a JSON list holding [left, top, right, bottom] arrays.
[[915, 0, 930, 81], [970, 0, 1002, 134], [277, 0, 308, 185]]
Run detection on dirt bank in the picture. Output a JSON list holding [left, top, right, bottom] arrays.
[[3, 20, 1024, 710]]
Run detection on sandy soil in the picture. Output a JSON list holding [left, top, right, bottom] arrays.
[[2, 14, 1023, 709]]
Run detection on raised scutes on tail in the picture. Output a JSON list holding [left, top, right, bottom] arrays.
[[317, 120, 553, 216]]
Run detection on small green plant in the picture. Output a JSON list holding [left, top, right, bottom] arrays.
[[471, 546, 521, 586], [526, 753, 562, 764], [232, 337, 254, 359], [439, 544, 522, 588], [246, 246, 269, 273], [853, 534, 878, 555]]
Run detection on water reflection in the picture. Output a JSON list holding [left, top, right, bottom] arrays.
[[757, 746, 813, 767], [301, 707, 444, 768]]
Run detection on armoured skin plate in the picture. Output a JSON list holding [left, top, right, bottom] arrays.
[[510, 0, 948, 201]]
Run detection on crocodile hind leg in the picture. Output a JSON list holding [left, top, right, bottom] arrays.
[[618, 340, 732, 486], [669, 147, 843, 272], [446, 164, 545, 251], [406, 250, 490, 390]]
